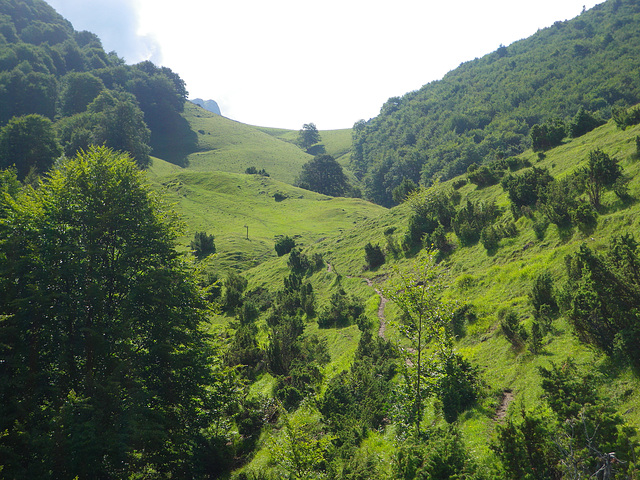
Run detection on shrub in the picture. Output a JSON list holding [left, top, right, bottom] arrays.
[[364, 242, 385, 269], [190, 231, 216, 258], [317, 289, 365, 328], [568, 107, 604, 137], [275, 235, 296, 256], [500, 309, 527, 348]]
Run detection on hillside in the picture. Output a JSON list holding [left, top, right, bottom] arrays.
[[352, 0, 640, 206], [146, 157, 386, 272], [232, 109, 640, 480]]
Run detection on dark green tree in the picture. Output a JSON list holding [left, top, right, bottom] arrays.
[[296, 154, 349, 197], [0, 113, 62, 179], [297, 122, 321, 152], [0, 146, 228, 478], [57, 90, 152, 168], [568, 107, 604, 138], [583, 149, 622, 210], [59, 71, 105, 116], [275, 235, 296, 256], [190, 231, 216, 259]]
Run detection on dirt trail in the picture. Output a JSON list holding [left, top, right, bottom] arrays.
[[326, 263, 388, 339], [364, 278, 388, 339], [494, 389, 514, 422]]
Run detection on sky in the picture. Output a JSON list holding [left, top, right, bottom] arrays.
[[45, 0, 602, 130]]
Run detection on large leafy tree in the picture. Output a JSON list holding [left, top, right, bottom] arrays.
[[0, 113, 62, 179], [57, 90, 152, 168], [297, 122, 321, 152], [296, 154, 349, 197], [0, 147, 227, 479]]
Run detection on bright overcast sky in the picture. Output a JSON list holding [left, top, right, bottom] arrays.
[[45, 0, 602, 130]]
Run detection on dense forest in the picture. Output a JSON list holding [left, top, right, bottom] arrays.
[[1, 0, 640, 479], [352, 0, 640, 206]]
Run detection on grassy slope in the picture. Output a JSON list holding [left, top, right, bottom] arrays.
[[233, 117, 640, 476], [146, 159, 386, 273], [183, 103, 312, 184]]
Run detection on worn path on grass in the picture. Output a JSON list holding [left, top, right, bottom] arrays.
[[326, 263, 388, 339]]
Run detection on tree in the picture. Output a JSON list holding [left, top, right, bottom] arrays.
[[568, 107, 604, 138], [57, 90, 152, 168], [0, 146, 227, 478], [0, 114, 62, 179], [296, 154, 349, 197], [297, 122, 321, 152], [384, 252, 452, 435], [583, 149, 622, 210], [59, 71, 105, 116], [191, 231, 216, 259]]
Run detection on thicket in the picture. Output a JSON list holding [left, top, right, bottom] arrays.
[[350, 1, 640, 206], [492, 359, 639, 479], [561, 234, 640, 368]]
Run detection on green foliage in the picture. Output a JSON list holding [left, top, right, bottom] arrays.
[[351, 2, 640, 206], [499, 309, 528, 349], [317, 289, 365, 329], [492, 409, 562, 480], [467, 163, 500, 187], [296, 154, 350, 197], [501, 167, 554, 211], [0, 146, 230, 478], [57, 89, 152, 168], [530, 118, 566, 151], [190, 231, 216, 259], [612, 104, 640, 130], [529, 272, 558, 325], [297, 122, 321, 152], [319, 331, 397, 446], [275, 235, 296, 256], [364, 242, 385, 269], [452, 199, 501, 246], [392, 177, 417, 204], [0, 113, 61, 179], [583, 148, 622, 210], [568, 107, 604, 138], [537, 175, 582, 228], [394, 425, 480, 480], [245, 166, 269, 176], [223, 271, 248, 313], [562, 235, 640, 367], [439, 353, 482, 423], [384, 253, 480, 434], [269, 406, 333, 480], [59, 71, 104, 116]]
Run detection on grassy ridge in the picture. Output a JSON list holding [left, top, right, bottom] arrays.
[[147, 159, 386, 272], [183, 103, 311, 183]]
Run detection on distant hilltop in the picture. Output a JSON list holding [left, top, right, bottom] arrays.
[[190, 98, 221, 115]]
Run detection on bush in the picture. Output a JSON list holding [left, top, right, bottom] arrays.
[[190, 231, 216, 258], [500, 309, 527, 348], [364, 242, 385, 269], [317, 289, 365, 328], [439, 353, 482, 422], [275, 235, 296, 256]]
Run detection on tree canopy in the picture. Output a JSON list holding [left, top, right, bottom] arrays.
[[296, 154, 350, 197], [0, 146, 227, 478]]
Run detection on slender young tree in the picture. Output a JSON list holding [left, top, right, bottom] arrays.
[[384, 251, 453, 435]]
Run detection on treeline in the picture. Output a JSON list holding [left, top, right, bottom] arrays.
[[351, 0, 640, 206], [0, 0, 191, 176]]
